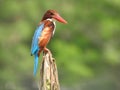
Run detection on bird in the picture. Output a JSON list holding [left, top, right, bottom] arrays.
[[31, 10, 67, 75]]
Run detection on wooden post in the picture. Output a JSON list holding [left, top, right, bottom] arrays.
[[39, 50, 60, 90]]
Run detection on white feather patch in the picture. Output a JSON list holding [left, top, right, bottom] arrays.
[[46, 18, 56, 37]]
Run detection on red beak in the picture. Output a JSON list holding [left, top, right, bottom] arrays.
[[53, 14, 67, 24]]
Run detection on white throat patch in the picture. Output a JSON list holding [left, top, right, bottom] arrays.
[[46, 18, 56, 36]]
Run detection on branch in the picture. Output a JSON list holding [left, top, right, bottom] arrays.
[[39, 50, 60, 90]]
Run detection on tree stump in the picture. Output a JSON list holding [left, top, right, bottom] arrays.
[[39, 50, 60, 90]]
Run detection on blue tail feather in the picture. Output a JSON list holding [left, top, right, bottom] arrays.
[[33, 54, 39, 76]]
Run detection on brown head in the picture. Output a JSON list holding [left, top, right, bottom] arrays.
[[41, 10, 67, 24]]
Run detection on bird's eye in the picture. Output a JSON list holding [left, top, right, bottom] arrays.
[[50, 13, 54, 15]]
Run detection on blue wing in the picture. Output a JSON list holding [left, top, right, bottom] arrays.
[[31, 23, 44, 55], [31, 23, 44, 76]]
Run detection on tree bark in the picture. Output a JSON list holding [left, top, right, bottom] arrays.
[[39, 51, 60, 90]]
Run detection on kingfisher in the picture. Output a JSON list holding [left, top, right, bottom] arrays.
[[31, 10, 67, 75]]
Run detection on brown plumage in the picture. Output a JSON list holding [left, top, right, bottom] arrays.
[[37, 10, 67, 56], [38, 20, 55, 56], [31, 10, 67, 75]]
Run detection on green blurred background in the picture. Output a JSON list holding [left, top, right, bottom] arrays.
[[0, 0, 120, 90]]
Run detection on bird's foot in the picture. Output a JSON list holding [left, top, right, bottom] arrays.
[[43, 48, 51, 55]]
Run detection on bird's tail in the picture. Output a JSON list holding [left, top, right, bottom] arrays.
[[33, 53, 39, 76]]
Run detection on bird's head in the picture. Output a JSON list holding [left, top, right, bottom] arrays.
[[42, 10, 67, 24]]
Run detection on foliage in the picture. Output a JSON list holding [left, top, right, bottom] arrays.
[[0, 0, 120, 90]]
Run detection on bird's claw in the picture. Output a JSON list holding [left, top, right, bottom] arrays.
[[43, 48, 51, 55]]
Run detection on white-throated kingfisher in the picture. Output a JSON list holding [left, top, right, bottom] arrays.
[[31, 10, 67, 75]]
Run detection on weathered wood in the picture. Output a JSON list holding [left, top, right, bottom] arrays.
[[39, 51, 60, 90]]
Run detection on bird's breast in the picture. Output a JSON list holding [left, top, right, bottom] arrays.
[[41, 27, 51, 37], [39, 27, 54, 47], [38, 20, 55, 48], [41, 20, 55, 37]]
